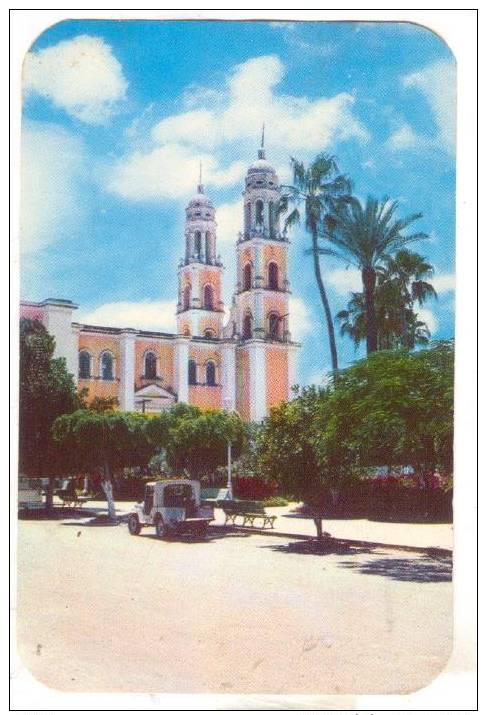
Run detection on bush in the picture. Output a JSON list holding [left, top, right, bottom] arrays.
[[262, 496, 289, 507], [233, 476, 278, 500]]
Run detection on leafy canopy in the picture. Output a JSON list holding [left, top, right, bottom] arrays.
[[19, 318, 81, 477]]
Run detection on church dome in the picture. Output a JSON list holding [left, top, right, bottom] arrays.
[[247, 157, 276, 175], [187, 185, 214, 209], [247, 147, 277, 177]]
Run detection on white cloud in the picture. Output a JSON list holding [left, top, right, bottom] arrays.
[[417, 308, 438, 334], [216, 199, 242, 244], [108, 55, 368, 203], [152, 55, 368, 153], [20, 123, 86, 253], [289, 296, 313, 340], [107, 144, 246, 201], [79, 300, 177, 332], [386, 123, 422, 152], [432, 272, 455, 294], [325, 268, 362, 296], [24, 35, 127, 124], [403, 59, 456, 154]]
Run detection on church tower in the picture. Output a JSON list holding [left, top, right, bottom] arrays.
[[233, 133, 299, 421], [176, 174, 225, 339]]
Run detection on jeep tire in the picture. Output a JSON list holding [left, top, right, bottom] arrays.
[[128, 513, 141, 535], [155, 514, 166, 539]]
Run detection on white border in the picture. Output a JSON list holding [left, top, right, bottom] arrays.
[[8, 8, 478, 712]]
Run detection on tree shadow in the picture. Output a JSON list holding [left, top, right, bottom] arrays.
[[260, 538, 375, 557], [18, 507, 95, 521], [338, 555, 452, 583], [137, 526, 251, 544], [60, 516, 122, 527]]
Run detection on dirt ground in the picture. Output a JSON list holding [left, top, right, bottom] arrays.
[[16, 515, 452, 695]]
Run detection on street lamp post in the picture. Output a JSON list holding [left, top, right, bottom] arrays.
[[222, 397, 233, 500]]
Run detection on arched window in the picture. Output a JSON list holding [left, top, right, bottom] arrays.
[[188, 359, 197, 385], [268, 262, 279, 290], [242, 314, 253, 340], [101, 351, 114, 380], [194, 231, 202, 258], [255, 199, 264, 225], [182, 325, 191, 336], [204, 328, 215, 339], [79, 350, 91, 379], [268, 312, 280, 339], [203, 284, 214, 310], [183, 284, 191, 311], [205, 232, 212, 263], [144, 351, 157, 380], [206, 361, 216, 386], [243, 262, 252, 291]]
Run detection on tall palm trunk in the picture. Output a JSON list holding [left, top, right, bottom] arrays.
[[312, 228, 338, 371], [362, 267, 378, 354]]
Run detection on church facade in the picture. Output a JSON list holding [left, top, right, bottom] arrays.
[[20, 146, 300, 421]]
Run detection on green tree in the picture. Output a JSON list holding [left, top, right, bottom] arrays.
[[322, 341, 454, 478], [19, 318, 81, 510], [323, 196, 428, 355], [336, 249, 436, 350], [88, 395, 120, 412], [280, 154, 351, 371], [257, 342, 453, 537], [52, 410, 155, 520], [147, 406, 246, 480], [256, 387, 338, 539]]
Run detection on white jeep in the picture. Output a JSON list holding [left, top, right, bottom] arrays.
[[127, 479, 214, 538]]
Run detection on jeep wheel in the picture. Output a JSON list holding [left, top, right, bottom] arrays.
[[128, 513, 141, 535], [155, 515, 166, 539]]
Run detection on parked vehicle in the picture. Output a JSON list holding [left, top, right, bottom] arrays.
[[128, 479, 214, 538], [18, 477, 44, 511]]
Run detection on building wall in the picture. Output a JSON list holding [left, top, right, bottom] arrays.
[[235, 347, 250, 419], [188, 385, 223, 410], [77, 333, 121, 400], [266, 345, 289, 410], [134, 340, 175, 391], [20, 304, 45, 322]]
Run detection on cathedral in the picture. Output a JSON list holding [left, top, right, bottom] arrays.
[[20, 143, 300, 421]]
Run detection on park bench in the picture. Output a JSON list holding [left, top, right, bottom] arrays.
[[218, 500, 277, 529], [56, 490, 92, 509], [201, 487, 230, 504]]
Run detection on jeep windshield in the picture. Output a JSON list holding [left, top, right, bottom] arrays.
[[163, 484, 194, 507]]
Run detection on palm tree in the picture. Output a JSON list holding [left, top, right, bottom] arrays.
[[381, 249, 437, 347], [280, 154, 351, 372], [336, 249, 436, 350], [323, 196, 428, 355]]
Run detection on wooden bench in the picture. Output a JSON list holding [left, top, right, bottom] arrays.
[[218, 500, 277, 529], [56, 490, 92, 509], [201, 488, 229, 504]]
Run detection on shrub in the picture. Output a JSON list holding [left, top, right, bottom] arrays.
[[233, 476, 278, 500]]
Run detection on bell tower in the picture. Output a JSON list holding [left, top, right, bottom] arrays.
[[177, 171, 225, 339], [233, 132, 298, 421]]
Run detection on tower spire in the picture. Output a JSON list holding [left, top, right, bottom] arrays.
[[197, 159, 204, 193], [258, 123, 266, 159]]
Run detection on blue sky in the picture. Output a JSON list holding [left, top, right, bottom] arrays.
[[21, 20, 455, 386]]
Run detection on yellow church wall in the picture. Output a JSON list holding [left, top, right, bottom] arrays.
[[134, 340, 175, 390], [188, 385, 222, 410], [266, 346, 288, 410], [235, 347, 250, 420]]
